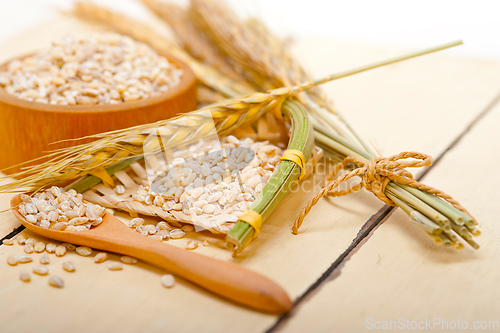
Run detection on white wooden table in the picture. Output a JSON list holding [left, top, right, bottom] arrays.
[[1, 17, 499, 333]]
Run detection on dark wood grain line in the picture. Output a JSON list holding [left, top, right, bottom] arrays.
[[0, 225, 25, 246]]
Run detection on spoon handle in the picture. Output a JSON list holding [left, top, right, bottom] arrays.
[[109, 231, 292, 313]]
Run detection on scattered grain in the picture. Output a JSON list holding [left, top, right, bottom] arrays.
[[129, 217, 144, 228], [19, 271, 31, 282], [33, 265, 49, 275], [46, 243, 57, 253], [185, 240, 198, 250], [17, 234, 28, 245], [2, 239, 13, 246], [114, 185, 126, 195], [62, 261, 76, 272], [40, 253, 50, 265], [62, 243, 76, 251], [24, 244, 34, 254], [107, 262, 123, 270], [169, 229, 185, 239], [18, 255, 33, 263], [26, 238, 37, 247], [7, 255, 18, 266], [55, 245, 67, 257], [160, 274, 175, 288], [94, 252, 108, 263], [120, 256, 138, 264], [34, 242, 46, 253], [49, 276, 64, 288], [76, 246, 92, 256]]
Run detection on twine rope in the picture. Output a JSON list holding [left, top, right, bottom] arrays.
[[292, 151, 476, 234]]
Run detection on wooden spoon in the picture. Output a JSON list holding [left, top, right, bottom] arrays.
[[10, 194, 292, 314]]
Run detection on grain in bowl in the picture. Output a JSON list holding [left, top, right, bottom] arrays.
[[0, 32, 183, 105]]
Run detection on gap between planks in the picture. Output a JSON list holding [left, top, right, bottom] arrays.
[[266, 89, 500, 332], [0, 225, 25, 245]]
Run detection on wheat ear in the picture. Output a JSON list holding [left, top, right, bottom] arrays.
[[140, 0, 250, 89]]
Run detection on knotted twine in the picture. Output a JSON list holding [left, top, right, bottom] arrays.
[[292, 151, 476, 234]]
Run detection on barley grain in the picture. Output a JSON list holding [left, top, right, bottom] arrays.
[[129, 217, 144, 228], [185, 240, 198, 250], [26, 238, 37, 247], [107, 262, 123, 270], [170, 229, 185, 239], [40, 253, 50, 265], [19, 271, 31, 282], [160, 274, 175, 288], [18, 255, 33, 263], [181, 225, 194, 232], [94, 252, 108, 263], [34, 242, 46, 253], [149, 234, 163, 241], [62, 261, 76, 272], [144, 224, 157, 235], [55, 245, 67, 257], [202, 204, 215, 214], [24, 244, 34, 254], [157, 230, 170, 240], [25, 215, 37, 224], [46, 243, 57, 253], [7, 255, 18, 266], [17, 234, 28, 245], [33, 265, 49, 275], [156, 221, 172, 231], [120, 256, 138, 264], [2, 239, 13, 246], [49, 276, 64, 288], [114, 185, 126, 195], [62, 243, 76, 251], [76, 246, 92, 256]]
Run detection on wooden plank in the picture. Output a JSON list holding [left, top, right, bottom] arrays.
[[1, 17, 500, 332], [278, 99, 500, 332]]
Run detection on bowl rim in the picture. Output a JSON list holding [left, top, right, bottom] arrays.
[[0, 52, 196, 114]]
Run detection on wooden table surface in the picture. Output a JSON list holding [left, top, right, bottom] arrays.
[[1, 18, 500, 333]]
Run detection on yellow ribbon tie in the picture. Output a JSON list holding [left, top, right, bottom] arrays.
[[238, 210, 263, 239], [280, 149, 306, 181], [89, 167, 115, 188], [236, 210, 263, 253]]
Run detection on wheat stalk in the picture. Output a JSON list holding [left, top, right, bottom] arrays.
[[0, 39, 459, 195], [187, 0, 367, 147], [140, 0, 248, 87]]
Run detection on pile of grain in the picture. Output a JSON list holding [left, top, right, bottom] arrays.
[[129, 135, 283, 229], [17, 187, 106, 231]]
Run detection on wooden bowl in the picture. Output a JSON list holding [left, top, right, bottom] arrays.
[[0, 54, 197, 174]]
